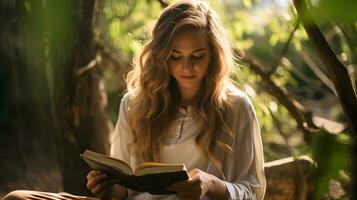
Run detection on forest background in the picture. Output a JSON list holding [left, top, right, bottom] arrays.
[[0, 0, 356, 199]]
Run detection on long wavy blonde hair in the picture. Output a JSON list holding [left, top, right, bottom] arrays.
[[126, 0, 235, 172]]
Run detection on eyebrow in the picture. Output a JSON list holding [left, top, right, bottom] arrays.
[[172, 48, 207, 53]]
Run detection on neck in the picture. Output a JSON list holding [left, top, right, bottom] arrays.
[[179, 85, 200, 108]]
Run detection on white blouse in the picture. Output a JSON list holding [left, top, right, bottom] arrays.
[[110, 89, 266, 200]]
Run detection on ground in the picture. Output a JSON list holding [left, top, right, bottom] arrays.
[[0, 133, 62, 198]]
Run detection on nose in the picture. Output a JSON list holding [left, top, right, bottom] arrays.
[[182, 58, 194, 70]]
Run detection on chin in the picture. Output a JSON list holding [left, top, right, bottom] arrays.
[[178, 83, 199, 89]]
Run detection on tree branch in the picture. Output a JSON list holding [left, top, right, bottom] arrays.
[[268, 20, 300, 75], [299, 50, 337, 95], [242, 55, 318, 140], [293, 0, 357, 138], [75, 58, 97, 76]]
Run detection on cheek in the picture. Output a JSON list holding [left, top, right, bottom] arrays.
[[168, 63, 179, 76], [197, 60, 210, 74]]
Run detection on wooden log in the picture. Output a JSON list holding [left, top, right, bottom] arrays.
[[264, 156, 314, 200]]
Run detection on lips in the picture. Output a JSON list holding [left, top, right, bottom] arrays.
[[181, 75, 196, 79]]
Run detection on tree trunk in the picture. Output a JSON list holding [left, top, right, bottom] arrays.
[[26, 0, 113, 194]]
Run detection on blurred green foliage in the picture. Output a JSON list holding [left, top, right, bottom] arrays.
[[310, 130, 352, 199], [104, 0, 161, 57], [310, 0, 357, 22]]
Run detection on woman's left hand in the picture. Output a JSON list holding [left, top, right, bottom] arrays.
[[167, 168, 215, 200]]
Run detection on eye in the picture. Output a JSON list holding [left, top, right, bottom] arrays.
[[192, 55, 204, 60], [170, 55, 182, 60]]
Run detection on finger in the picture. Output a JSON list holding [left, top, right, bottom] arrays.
[[87, 173, 107, 190], [86, 170, 102, 180], [188, 168, 200, 177], [91, 179, 118, 196], [86, 173, 107, 189], [87, 172, 107, 188]]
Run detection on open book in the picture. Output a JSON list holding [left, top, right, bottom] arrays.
[[80, 150, 189, 195]]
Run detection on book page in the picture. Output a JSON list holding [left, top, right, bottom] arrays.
[[134, 162, 186, 176]]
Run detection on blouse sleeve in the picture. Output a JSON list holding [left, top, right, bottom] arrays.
[[110, 93, 132, 163], [222, 93, 266, 200]]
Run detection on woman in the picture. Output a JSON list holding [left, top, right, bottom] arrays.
[[87, 0, 265, 199], [3, 0, 265, 200]]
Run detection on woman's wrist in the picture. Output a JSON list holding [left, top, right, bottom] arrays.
[[207, 175, 230, 200]]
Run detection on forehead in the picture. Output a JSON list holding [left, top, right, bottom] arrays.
[[171, 29, 209, 51]]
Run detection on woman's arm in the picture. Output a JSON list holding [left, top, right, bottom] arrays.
[[109, 94, 132, 199], [206, 175, 230, 199], [221, 92, 266, 200]]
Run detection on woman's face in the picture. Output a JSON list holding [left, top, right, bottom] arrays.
[[168, 29, 211, 93]]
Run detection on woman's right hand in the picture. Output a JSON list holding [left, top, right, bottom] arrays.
[[86, 170, 118, 198]]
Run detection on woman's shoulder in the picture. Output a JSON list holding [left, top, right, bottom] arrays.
[[119, 91, 135, 111], [226, 87, 254, 111], [120, 91, 131, 103], [121, 89, 139, 103]]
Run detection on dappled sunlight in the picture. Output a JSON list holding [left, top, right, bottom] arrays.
[[0, 0, 356, 199]]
